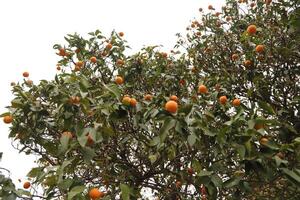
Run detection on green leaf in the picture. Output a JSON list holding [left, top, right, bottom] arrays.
[[224, 177, 241, 188], [82, 147, 96, 163], [281, 168, 300, 185], [159, 118, 176, 143], [211, 174, 223, 188], [67, 185, 85, 200], [178, 104, 193, 115], [258, 101, 275, 115], [120, 183, 131, 200], [27, 167, 44, 178], [198, 170, 213, 177], [188, 134, 197, 146], [104, 83, 121, 99], [59, 134, 70, 153], [148, 154, 158, 164]]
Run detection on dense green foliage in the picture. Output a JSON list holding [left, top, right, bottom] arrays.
[[1, 0, 300, 199]]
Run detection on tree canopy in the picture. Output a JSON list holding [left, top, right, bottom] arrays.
[[1, 0, 300, 199]]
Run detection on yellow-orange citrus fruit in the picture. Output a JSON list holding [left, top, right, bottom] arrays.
[[208, 5, 214, 10], [165, 100, 178, 113], [259, 137, 269, 146], [116, 59, 125, 66], [244, 60, 252, 67], [62, 131, 73, 139], [106, 43, 113, 50], [58, 48, 66, 56], [23, 72, 29, 77], [56, 66, 61, 71], [247, 25, 257, 35], [130, 98, 137, 107], [89, 188, 102, 200], [198, 85, 208, 94], [219, 96, 227, 105], [122, 96, 131, 106], [255, 45, 265, 53], [23, 181, 31, 189], [175, 181, 182, 188], [254, 123, 264, 130], [232, 98, 241, 107], [3, 115, 13, 124], [90, 56, 97, 63], [231, 54, 239, 61], [119, 32, 124, 37], [144, 94, 152, 101], [170, 95, 178, 102], [115, 76, 124, 85], [76, 61, 84, 68]]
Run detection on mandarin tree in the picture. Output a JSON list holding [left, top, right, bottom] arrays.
[[1, 0, 300, 199]]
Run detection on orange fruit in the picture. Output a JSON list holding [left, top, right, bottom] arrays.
[[259, 137, 268, 146], [76, 61, 84, 68], [119, 32, 124, 37], [265, 0, 272, 5], [226, 16, 231, 22], [62, 131, 73, 139], [122, 96, 131, 106], [254, 123, 264, 130], [198, 84, 208, 94], [56, 66, 61, 71], [144, 94, 152, 101], [3, 115, 13, 124], [231, 54, 239, 61], [244, 60, 252, 67], [130, 98, 137, 107], [74, 65, 81, 72], [179, 79, 186, 85], [87, 134, 94, 146], [89, 188, 102, 200], [58, 48, 66, 56], [247, 25, 257, 35], [26, 80, 33, 85], [90, 56, 97, 63], [116, 59, 125, 66], [175, 181, 182, 188], [187, 168, 194, 175], [170, 95, 178, 102], [219, 96, 227, 105], [250, 2, 256, 7], [75, 48, 80, 54], [106, 43, 113, 50], [161, 52, 168, 58], [23, 181, 31, 189], [165, 100, 178, 113], [255, 45, 265, 53], [232, 98, 241, 107], [23, 72, 29, 78], [115, 76, 124, 85], [208, 5, 214, 10]]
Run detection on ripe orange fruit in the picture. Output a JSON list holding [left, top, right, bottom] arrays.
[[161, 52, 168, 58], [232, 98, 241, 107], [119, 32, 124, 37], [187, 168, 194, 175], [58, 48, 66, 56], [89, 188, 102, 200], [254, 123, 264, 130], [76, 61, 84, 68], [255, 45, 265, 53], [198, 84, 208, 94], [23, 72, 29, 78], [219, 96, 227, 105], [165, 100, 178, 113], [179, 79, 186, 85], [175, 181, 182, 188], [208, 5, 214, 10], [74, 65, 81, 72], [247, 25, 257, 35], [144, 94, 152, 101], [106, 43, 113, 50], [122, 96, 131, 106], [23, 181, 31, 189], [62, 131, 73, 139], [170, 95, 178, 101], [75, 48, 80, 54], [87, 134, 94, 146], [130, 98, 137, 107], [116, 59, 125, 66], [26, 80, 33, 85], [56, 66, 61, 71], [90, 56, 97, 63], [69, 96, 80, 105], [231, 54, 239, 61], [250, 2, 256, 7], [244, 60, 252, 67], [259, 137, 268, 146], [265, 0, 272, 5], [226, 16, 231, 22], [115, 76, 124, 85], [3, 115, 13, 124]]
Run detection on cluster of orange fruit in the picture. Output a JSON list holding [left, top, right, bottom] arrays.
[[122, 95, 137, 107]]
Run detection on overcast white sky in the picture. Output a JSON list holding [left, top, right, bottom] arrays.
[[0, 0, 224, 189]]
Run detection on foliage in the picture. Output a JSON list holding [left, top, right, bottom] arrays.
[[1, 0, 300, 199]]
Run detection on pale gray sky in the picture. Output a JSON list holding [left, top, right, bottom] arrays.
[[0, 0, 224, 189]]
